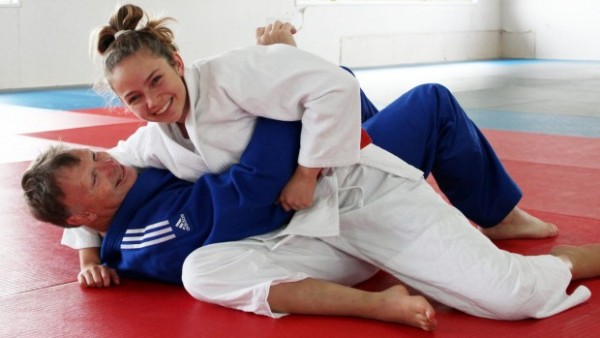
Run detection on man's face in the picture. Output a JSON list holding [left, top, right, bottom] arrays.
[[56, 149, 137, 233]]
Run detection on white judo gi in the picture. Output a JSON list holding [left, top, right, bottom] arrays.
[[181, 143, 591, 320]]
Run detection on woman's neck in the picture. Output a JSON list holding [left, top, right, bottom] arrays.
[[176, 122, 189, 139]]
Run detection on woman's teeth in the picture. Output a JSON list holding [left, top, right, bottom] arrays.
[[156, 98, 172, 115]]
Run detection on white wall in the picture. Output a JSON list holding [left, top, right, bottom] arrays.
[[0, 0, 299, 90], [1, 0, 599, 90], [298, 1, 501, 67], [502, 0, 600, 60]]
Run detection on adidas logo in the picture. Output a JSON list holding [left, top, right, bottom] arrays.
[[175, 214, 191, 231]]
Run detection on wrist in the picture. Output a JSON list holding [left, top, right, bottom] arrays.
[[295, 165, 322, 180]]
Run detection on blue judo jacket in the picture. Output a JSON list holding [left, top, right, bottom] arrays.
[[101, 118, 300, 284]]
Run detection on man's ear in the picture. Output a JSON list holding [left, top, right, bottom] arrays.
[[66, 212, 97, 226]]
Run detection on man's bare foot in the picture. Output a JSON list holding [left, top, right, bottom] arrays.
[[479, 207, 558, 240], [372, 285, 437, 331], [550, 244, 600, 280]]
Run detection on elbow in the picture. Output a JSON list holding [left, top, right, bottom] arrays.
[[338, 68, 361, 96]]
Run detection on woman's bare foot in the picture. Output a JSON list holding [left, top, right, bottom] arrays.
[[550, 244, 600, 280], [479, 207, 559, 240], [372, 285, 437, 331]]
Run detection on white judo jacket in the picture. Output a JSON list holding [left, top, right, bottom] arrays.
[[62, 44, 362, 248]]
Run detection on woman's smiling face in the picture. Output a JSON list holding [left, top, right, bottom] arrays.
[[109, 49, 189, 124]]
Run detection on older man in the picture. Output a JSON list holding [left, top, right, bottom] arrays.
[[22, 118, 301, 284]]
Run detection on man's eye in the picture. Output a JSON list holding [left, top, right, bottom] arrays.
[[128, 95, 139, 104], [151, 76, 161, 86]]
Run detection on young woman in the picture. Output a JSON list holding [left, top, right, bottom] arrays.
[[64, 4, 555, 288]]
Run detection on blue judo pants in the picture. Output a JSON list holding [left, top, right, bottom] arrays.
[[356, 80, 521, 228]]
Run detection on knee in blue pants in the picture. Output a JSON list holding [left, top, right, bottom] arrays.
[[362, 84, 522, 227]]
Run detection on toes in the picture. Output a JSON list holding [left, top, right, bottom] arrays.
[[415, 309, 437, 331]]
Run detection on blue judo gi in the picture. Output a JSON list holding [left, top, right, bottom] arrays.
[[101, 119, 301, 284]]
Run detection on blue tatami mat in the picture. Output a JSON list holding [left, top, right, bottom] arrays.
[[467, 109, 600, 138], [0, 87, 119, 111]]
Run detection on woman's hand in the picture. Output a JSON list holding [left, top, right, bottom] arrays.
[[256, 20, 297, 47], [278, 165, 321, 211]]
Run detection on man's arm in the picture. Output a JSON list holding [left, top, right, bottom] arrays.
[[60, 226, 119, 288], [78, 247, 120, 288], [199, 118, 302, 244]]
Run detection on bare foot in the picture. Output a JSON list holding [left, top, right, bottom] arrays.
[[550, 244, 600, 280], [479, 207, 558, 240], [372, 285, 437, 331]]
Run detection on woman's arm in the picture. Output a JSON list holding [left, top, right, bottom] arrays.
[[256, 20, 297, 47], [211, 44, 362, 169], [277, 165, 321, 211]]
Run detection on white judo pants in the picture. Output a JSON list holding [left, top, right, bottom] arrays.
[[182, 161, 590, 320]]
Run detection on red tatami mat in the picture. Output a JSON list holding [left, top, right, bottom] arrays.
[[484, 129, 600, 169], [503, 160, 600, 220], [1, 112, 599, 336], [23, 122, 146, 149], [1, 267, 599, 338], [0, 162, 79, 297]]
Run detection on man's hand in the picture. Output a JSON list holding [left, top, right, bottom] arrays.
[[278, 165, 321, 211], [77, 247, 120, 288], [256, 20, 297, 47], [78, 263, 120, 288]]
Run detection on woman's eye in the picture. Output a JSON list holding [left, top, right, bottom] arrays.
[[151, 76, 161, 86]]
